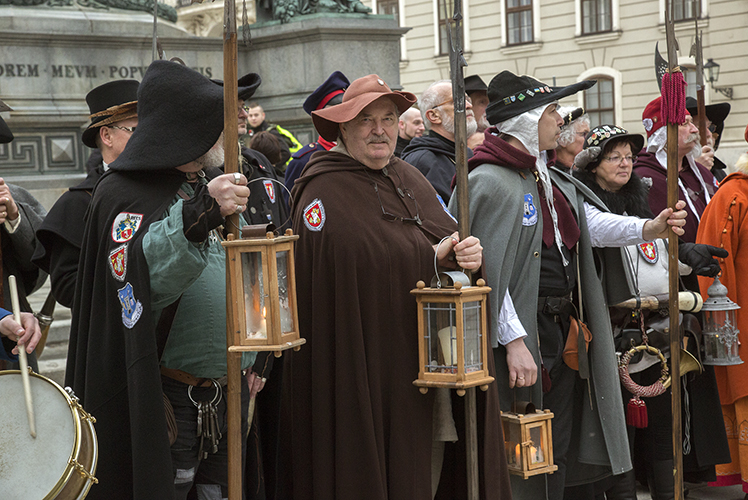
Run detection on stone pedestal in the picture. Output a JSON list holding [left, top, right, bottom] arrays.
[[0, 5, 224, 189], [239, 14, 407, 145]]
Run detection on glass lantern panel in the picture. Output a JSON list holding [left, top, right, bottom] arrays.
[[528, 425, 546, 465], [423, 302, 457, 373], [242, 251, 267, 340], [502, 420, 522, 467], [462, 300, 483, 373], [276, 250, 294, 333]]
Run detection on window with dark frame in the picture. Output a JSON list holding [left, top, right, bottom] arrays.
[[581, 0, 612, 34], [506, 0, 533, 46], [378, 0, 399, 25], [673, 0, 701, 21], [438, 0, 464, 55], [584, 77, 615, 128]]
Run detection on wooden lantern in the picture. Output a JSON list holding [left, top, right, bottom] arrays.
[[411, 272, 494, 396], [223, 226, 305, 357], [501, 403, 557, 479]]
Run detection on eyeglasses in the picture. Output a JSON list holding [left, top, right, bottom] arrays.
[[708, 123, 717, 133], [109, 125, 136, 133], [430, 95, 472, 110], [602, 154, 637, 165], [371, 178, 422, 225]]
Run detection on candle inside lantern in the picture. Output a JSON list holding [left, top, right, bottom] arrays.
[[248, 306, 268, 339], [529, 444, 544, 464], [437, 326, 457, 368], [515, 444, 521, 465]]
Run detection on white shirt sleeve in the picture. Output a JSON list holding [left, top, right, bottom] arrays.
[[584, 202, 649, 248], [4, 211, 21, 234], [498, 289, 528, 346]]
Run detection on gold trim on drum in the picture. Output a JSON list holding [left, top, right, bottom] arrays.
[[0, 370, 98, 500]]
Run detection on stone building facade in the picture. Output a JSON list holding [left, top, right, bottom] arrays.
[[364, 0, 747, 167]]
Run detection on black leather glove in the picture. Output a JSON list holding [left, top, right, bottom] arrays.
[[678, 241, 729, 277], [182, 182, 223, 243]]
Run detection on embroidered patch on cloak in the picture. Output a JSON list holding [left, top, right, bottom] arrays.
[[112, 212, 143, 243], [637, 242, 658, 264], [108, 244, 128, 282], [523, 193, 538, 226], [117, 282, 143, 329], [436, 193, 457, 223], [303, 198, 326, 231], [263, 180, 276, 204]]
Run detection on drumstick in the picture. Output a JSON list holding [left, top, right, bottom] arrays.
[[9, 275, 36, 438]]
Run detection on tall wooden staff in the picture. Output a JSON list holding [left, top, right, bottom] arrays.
[[690, 20, 708, 147], [663, 1, 684, 497], [445, 0, 479, 497], [222, 0, 243, 496]]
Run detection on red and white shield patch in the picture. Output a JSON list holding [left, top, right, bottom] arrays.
[[303, 198, 325, 232], [263, 180, 276, 204], [111, 212, 143, 243], [637, 242, 658, 264], [108, 244, 128, 281]]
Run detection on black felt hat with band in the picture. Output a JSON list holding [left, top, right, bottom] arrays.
[[303, 71, 350, 116], [562, 107, 585, 127], [464, 75, 487, 95], [109, 61, 225, 172], [212, 72, 262, 101], [0, 98, 13, 144], [574, 124, 644, 170], [685, 96, 731, 149], [485, 71, 596, 125], [82, 79, 139, 149]]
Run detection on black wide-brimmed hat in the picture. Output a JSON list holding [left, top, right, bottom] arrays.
[[82, 80, 139, 149], [574, 124, 644, 170], [312, 74, 416, 142], [562, 107, 585, 127], [212, 72, 262, 101], [303, 71, 350, 116], [0, 98, 13, 144], [685, 96, 731, 149], [110, 61, 225, 172], [486, 71, 596, 125], [465, 75, 487, 95]]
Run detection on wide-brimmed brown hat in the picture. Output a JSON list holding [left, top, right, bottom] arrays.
[[312, 74, 416, 141]]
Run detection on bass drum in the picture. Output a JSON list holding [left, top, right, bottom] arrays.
[[0, 370, 98, 499]]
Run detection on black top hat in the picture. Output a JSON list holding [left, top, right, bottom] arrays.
[[685, 96, 731, 149], [575, 124, 644, 170], [464, 75, 487, 95], [82, 80, 139, 149], [486, 71, 596, 125], [109, 61, 224, 172], [303, 71, 350, 116], [213, 73, 262, 101]]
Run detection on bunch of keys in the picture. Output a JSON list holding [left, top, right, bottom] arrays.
[[188, 380, 223, 459]]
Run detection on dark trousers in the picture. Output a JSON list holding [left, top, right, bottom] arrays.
[[162, 375, 250, 500], [543, 360, 578, 500]]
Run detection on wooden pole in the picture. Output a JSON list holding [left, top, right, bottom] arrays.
[[445, 1, 478, 497], [9, 275, 35, 438], [222, 0, 242, 497], [664, 2, 684, 498], [692, 20, 708, 147]]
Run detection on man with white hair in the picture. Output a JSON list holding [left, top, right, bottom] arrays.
[[554, 106, 590, 172], [634, 96, 718, 244], [394, 106, 424, 157], [401, 79, 477, 203], [448, 71, 687, 500]]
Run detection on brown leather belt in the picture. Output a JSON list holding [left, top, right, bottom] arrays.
[[160, 366, 228, 387]]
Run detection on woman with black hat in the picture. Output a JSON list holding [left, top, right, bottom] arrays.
[[574, 124, 729, 500]]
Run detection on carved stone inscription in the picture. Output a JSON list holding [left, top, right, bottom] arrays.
[[0, 63, 214, 79]]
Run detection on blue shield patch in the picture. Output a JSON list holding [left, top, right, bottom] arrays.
[[523, 193, 538, 226], [117, 282, 143, 329]]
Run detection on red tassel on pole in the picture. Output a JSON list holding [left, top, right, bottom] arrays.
[[627, 396, 649, 428], [661, 71, 687, 126]]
